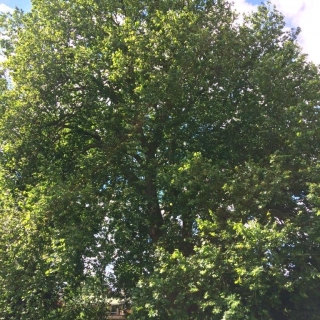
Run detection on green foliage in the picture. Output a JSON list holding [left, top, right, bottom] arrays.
[[0, 0, 320, 319], [131, 158, 320, 319], [132, 214, 320, 319]]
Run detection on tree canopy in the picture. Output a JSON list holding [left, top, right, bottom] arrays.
[[1, 0, 320, 319]]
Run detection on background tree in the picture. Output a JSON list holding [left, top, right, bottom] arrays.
[[1, 0, 320, 319]]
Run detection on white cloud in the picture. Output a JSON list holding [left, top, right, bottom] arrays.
[[0, 3, 14, 13], [271, 0, 305, 20], [238, 0, 320, 65], [232, 0, 258, 15], [232, 0, 258, 24], [272, 0, 320, 64]]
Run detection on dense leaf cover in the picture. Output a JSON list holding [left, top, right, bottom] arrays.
[[1, 0, 320, 319]]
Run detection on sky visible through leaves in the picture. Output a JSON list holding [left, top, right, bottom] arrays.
[[0, 0, 319, 63]]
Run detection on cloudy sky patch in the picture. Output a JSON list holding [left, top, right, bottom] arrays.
[[0, 3, 13, 12], [236, 0, 320, 64]]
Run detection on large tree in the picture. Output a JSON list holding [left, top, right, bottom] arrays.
[[1, 0, 320, 318]]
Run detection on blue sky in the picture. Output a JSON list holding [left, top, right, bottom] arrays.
[[0, 0, 30, 12], [248, 0, 264, 4], [0, 0, 319, 64]]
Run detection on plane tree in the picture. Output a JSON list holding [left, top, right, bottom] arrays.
[[1, 0, 320, 318]]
